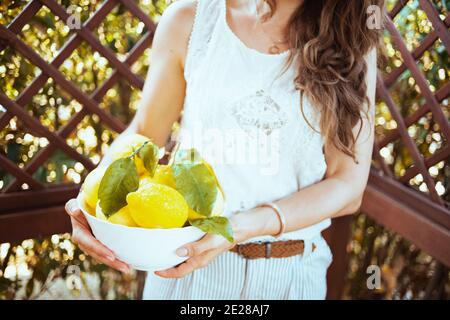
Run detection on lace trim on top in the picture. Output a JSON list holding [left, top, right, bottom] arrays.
[[184, 0, 222, 80]]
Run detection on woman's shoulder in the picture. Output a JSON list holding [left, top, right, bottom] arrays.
[[157, 0, 197, 37], [159, 0, 222, 31], [151, 0, 198, 63], [162, 0, 197, 22]]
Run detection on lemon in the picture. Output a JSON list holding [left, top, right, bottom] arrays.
[[110, 133, 150, 175], [141, 165, 176, 189], [126, 182, 188, 228], [81, 166, 107, 210], [95, 202, 138, 227], [83, 204, 96, 216]]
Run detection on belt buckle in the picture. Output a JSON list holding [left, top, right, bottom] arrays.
[[236, 245, 242, 256], [265, 242, 272, 258]]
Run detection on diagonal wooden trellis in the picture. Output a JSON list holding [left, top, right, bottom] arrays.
[[326, 1, 450, 297], [0, 0, 449, 299], [0, 0, 154, 208]]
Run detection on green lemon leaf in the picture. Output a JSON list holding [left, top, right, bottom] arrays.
[[98, 158, 139, 217], [191, 217, 234, 243], [137, 142, 159, 177], [172, 163, 218, 216], [173, 148, 224, 197]]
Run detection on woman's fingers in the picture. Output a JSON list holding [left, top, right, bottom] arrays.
[[65, 199, 130, 273], [156, 258, 196, 278], [70, 217, 130, 273], [176, 234, 224, 257], [156, 250, 217, 278], [71, 218, 114, 260], [65, 198, 89, 229], [78, 242, 130, 273], [160, 234, 232, 278]]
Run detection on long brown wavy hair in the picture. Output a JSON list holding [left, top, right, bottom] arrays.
[[265, 0, 384, 161]]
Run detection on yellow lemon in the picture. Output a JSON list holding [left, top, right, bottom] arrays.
[[153, 165, 177, 188], [83, 204, 96, 216], [95, 202, 138, 227], [81, 166, 107, 210], [110, 133, 150, 175], [126, 182, 188, 229], [141, 165, 176, 189]]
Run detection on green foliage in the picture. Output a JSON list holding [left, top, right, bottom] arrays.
[[353, 0, 450, 299], [345, 213, 449, 299], [191, 217, 234, 243], [98, 157, 139, 217], [0, 235, 139, 300], [0, 0, 166, 190], [137, 142, 159, 177], [173, 163, 219, 217], [98, 140, 159, 216], [376, 0, 449, 201]]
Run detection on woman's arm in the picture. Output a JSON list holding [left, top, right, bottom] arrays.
[[243, 47, 378, 238], [157, 48, 377, 278], [65, 0, 197, 273], [101, 0, 196, 165]]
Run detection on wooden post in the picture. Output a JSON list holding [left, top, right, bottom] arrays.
[[323, 215, 353, 300]]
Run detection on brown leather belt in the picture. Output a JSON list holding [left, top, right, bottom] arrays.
[[230, 240, 314, 259]]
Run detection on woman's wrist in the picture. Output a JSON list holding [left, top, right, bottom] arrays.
[[230, 207, 282, 243]]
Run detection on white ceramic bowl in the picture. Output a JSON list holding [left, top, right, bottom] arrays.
[[76, 194, 205, 271]]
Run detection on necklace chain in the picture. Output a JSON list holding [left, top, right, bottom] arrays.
[[254, 0, 288, 53]]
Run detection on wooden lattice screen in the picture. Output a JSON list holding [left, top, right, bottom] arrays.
[[361, 0, 450, 264], [326, 1, 450, 296], [0, 0, 155, 237], [0, 0, 449, 298]]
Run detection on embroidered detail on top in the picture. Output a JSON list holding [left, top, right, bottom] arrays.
[[230, 90, 288, 135]]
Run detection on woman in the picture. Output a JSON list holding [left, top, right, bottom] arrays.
[[65, 0, 382, 299]]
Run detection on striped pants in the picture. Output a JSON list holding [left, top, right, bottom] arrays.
[[143, 235, 333, 300]]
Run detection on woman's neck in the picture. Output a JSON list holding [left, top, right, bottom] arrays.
[[227, 0, 303, 54], [254, 0, 303, 25]]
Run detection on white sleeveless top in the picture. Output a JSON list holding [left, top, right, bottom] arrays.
[[178, 0, 331, 242]]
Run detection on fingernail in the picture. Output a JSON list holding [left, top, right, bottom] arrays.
[[120, 266, 130, 274], [106, 254, 115, 262], [176, 247, 188, 257]]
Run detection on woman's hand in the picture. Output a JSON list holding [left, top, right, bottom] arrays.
[[155, 233, 235, 278], [65, 199, 130, 274], [155, 207, 281, 278]]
